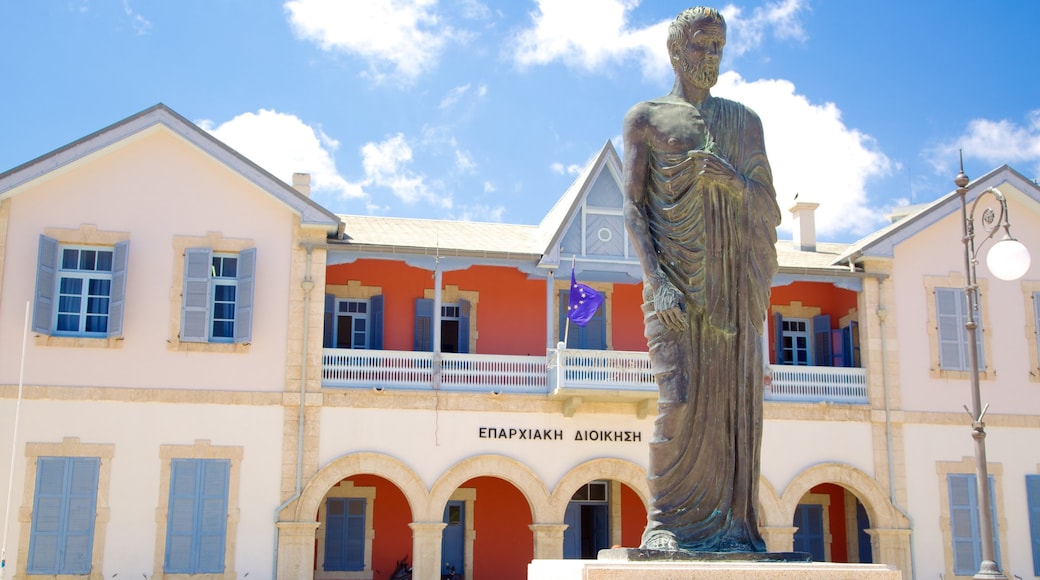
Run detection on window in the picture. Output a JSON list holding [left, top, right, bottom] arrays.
[[936, 287, 984, 371], [415, 298, 470, 353], [775, 315, 811, 365], [948, 473, 999, 576], [165, 458, 230, 574], [180, 247, 255, 343], [28, 456, 100, 575], [558, 291, 605, 350], [793, 504, 826, 562], [1027, 475, 1040, 576], [324, 296, 383, 349], [324, 497, 366, 572], [33, 236, 128, 337]]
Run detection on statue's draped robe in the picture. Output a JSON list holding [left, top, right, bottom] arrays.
[[641, 96, 780, 552]]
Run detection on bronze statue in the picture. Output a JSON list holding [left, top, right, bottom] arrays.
[[622, 6, 780, 553]]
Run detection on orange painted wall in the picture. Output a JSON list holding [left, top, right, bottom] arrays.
[[467, 476, 533, 580], [611, 283, 648, 352], [351, 475, 413, 577], [619, 483, 647, 548], [768, 281, 858, 364], [442, 265, 547, 355], [326, 260, 547, 354]]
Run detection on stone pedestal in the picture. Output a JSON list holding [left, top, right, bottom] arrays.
[[531, 551, 901, 580], [528, 559, 902, 580]]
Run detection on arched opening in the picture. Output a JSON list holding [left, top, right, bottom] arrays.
[[793, 483, 873, 563], [559, 479, 646, 557], [455, 476, 533, 580], [313, 475, 414, 580]]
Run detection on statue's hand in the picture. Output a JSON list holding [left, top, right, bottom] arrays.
[[651, 278, 687, 332], [688, 150, 745, 192]]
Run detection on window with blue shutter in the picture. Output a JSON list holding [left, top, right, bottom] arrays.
[[180, 247, 255, 343], [28, 456, 100, 575], [936, 287, 985, 371], [33, 236, 129, 338], [948, 473, 1000, 576], [558, 292, 605, 350], [812, 315, 832, 367], [415, 298, 433, 351], [793, 504, 825, 561], [324, 497, 366, 571], [1027, 475, 1040, 576], [165, 459, 230, 574]]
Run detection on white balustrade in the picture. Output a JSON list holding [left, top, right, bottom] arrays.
[[322, 348, 868, 404]]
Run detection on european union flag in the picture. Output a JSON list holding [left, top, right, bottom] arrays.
[[567, 269, 604, 327]]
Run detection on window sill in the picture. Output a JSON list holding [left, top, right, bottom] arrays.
[[34, 334, 123, 349], [930, 368, 997, 381], [167, 340, 250, 354]]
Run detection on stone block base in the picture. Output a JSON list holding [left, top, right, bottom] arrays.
[[528, 559, 902, 580]]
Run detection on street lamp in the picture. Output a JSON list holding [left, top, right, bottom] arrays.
[[954, 155, 1031, 580]]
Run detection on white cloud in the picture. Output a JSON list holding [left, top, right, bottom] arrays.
[[284, 0, 454, 83], [441, 83, 473, 110], [550, 161, 582, 176], [483, 180, 496, 193], [455, 150, 477, 173], [927, 110, 1040, 178], [455, 203, 506, 222], [513, 0, 664, 74], [721, 0, 808, 58], [512, 0, 808, 80], [712, 72, 892, 238], [121, 0, 152, 35], [361, 134, 452, 208], [199, 109, 365, 201]]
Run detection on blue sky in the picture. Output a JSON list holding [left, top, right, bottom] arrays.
[[2, 0, 1038, 242]]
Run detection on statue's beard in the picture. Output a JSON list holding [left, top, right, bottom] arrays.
[[678, 56, 719, 90]]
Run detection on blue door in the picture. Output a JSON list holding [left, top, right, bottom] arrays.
[[562, 502, 609, 559], [793, 504, 825, 561], [441, 501, 464, 578]]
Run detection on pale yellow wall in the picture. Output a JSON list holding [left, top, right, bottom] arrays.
[[0, 128, 296, 391], [890, 193, 1040, 416]]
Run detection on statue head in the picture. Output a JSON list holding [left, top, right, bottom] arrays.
[[668, 6, 726, 90]]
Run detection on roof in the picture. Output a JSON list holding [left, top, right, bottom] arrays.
[[836, 165, 1040, 266], [334, 215, 542, 258], [0, 103, 343, 236]]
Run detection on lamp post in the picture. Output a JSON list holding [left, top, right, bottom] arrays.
[[953, 156, 1031, 580]]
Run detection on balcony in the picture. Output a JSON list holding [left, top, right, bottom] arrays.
[[321, 348, 868, 407]]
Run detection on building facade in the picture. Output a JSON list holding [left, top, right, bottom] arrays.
[[0, 105, 1037, 579]]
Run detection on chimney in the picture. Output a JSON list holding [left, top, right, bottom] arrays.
[[789, 200, 819, 252], [292, 172, 311, 197]]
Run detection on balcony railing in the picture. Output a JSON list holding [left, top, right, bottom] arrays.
[[322, 348, 868, 404]]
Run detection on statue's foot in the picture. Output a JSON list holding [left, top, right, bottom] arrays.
[[641, 529, 679, 551]]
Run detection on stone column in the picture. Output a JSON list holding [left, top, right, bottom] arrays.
[[410, 521, 447, 580], [759, 526, 797, 553], [866, 528, 911, 576], [530, 523, 569, 560], [276, 521, 320, 579]]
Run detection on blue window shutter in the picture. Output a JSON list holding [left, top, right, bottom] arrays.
[[29, 457, 66, 573], [457, 298, 470, 354], [197, 460, 229, 572], [949, 473, 981, 575], [415, 298, 433, 351], [369, 295, 384, 350], [107, 240, 130, 338], [32, 235, 60, 334], [559, 292, 605, 350], [793, 504, 825, 561], [830, 329, 845, 367], [323, 294, 336, 348], [812, 314, 831, 366], [28, 457, 99, 575], [324, 498, 347, 570], [181, 248, 212, 342], [166, 459, 198, 572], [234, 247, 256, 343], [345, 499, 366, 570], [773, 312, 785, 364], [1027, 475, 1040, 575], [62, 458, 100, 573]]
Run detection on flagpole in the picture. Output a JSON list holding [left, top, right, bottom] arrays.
[[2, 302, 30, 575]]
